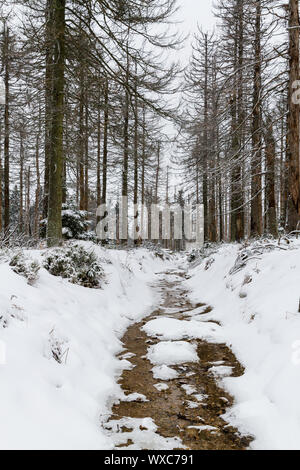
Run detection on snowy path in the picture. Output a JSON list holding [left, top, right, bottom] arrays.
[[104, 267, 252, 450]]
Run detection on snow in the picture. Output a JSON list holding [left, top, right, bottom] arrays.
[[209, 366, 233, 378], [0, 243, 169, 450], [122, 393, 149, 402], [154, 383, 169, 391], [185, 238, 300, 450], [181, 384, 197, 395], [147, 341, 199, 366], [119, 352, 135, 360], [188, 425, 217, 433], [143, 316, 223, 343], [104, 417, 184, 450], [2, 237, 300, 450], [181, 385, 207, 402], [186, 401, 199, 409], [183, 305, 210, 317], [151, 365, 179, 380]]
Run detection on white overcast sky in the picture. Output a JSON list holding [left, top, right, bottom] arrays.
[[178, 0, 215, 62], [163, 1, 215, 185], [180, 0, 215, 33]]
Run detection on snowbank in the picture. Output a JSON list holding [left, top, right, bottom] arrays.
[[185, 239, 300, 450], [0, 243, 168, 450]]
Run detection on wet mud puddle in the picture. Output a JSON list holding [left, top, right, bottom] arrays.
[[104, 268, 252, 450]]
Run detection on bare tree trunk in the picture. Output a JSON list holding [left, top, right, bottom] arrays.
[[62, 90, 69, 205], [209, 57, 218, 242], [19, 132, 24, 233], [84, 99, 89, 211], [265, 117, 278, 237], [26, 166, 31, 236], [203, 34, 209, 241], [47, 0, 65, 247], [140, 105, 146, 239], [3, 24, 10, 230], [97, 105, 101, 208], [79, 73, 85, 210], [44, 0, 53, 218], [251, 0, 263, 237], [102, 79, 108, 206], [231, 0, 245, 242], [280, 100, 287, 226], [34, 113, 41, 239], [121, 47, 130, 243], [287, 0, 300, 230], [133, 75, 139, 244], [0, 123, 2, 232], [155, 142, 161, 205]]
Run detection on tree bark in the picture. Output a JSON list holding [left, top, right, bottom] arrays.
[[34, 110, 41, 238], [251, 0, 263, 237], [231, 0, 245, 242], [44, 0, 53, 218], [102, 79, 108, 206], [47, 0, 65, 247], [97, 104, 101, 208], [203, 34, 209, 241], [133, 75, 139, 244], [121, 48, 130, 242], [19, 131, 24, 233], [3, 24, 10, 230], [265, 117, 278, 237], [287, 0, 300, 230], [0, 123, 2, 232]]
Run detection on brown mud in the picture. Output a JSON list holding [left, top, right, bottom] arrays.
[[105, 269, 252, 450]]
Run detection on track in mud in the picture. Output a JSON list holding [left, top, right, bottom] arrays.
[[104, 269, 252, 450]]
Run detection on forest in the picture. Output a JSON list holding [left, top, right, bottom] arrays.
[[0, 0, 300, 452], [0, 0, 298, 247]]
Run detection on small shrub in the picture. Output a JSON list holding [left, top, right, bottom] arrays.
[[187, 250, 197, 263], [0, 315, 8, 328], [9, 252, 40, 285], [40, 204, 93, 240], [78, 231, 98, 243], [204, 257, 215, 271], [47, 330, 69, 364], [43, 245, 104, 288]]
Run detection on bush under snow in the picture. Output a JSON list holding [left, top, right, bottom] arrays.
[[40, 204, 92, 240], [43, 245, 104, 288]]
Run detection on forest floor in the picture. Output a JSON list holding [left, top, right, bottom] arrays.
[[104, 267, 252, 450], [1, 238, 299, 449]]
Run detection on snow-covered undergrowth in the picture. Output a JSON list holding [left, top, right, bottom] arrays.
[[185, 238, 300, 450], [0, 242, 169, 450]]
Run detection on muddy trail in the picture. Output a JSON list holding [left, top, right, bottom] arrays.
[[104, 269, 252, 450]]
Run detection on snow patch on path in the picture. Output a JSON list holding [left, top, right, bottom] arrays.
[[151, 365, 179, 380], [104, 417, 185, 450], [143, 317, 224, 343], [147, 341, 199, 366]]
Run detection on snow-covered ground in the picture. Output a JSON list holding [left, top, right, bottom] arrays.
[[185, 238, 300, 450], [1, 238, 299, 450], [0, 243, 170, 450]]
